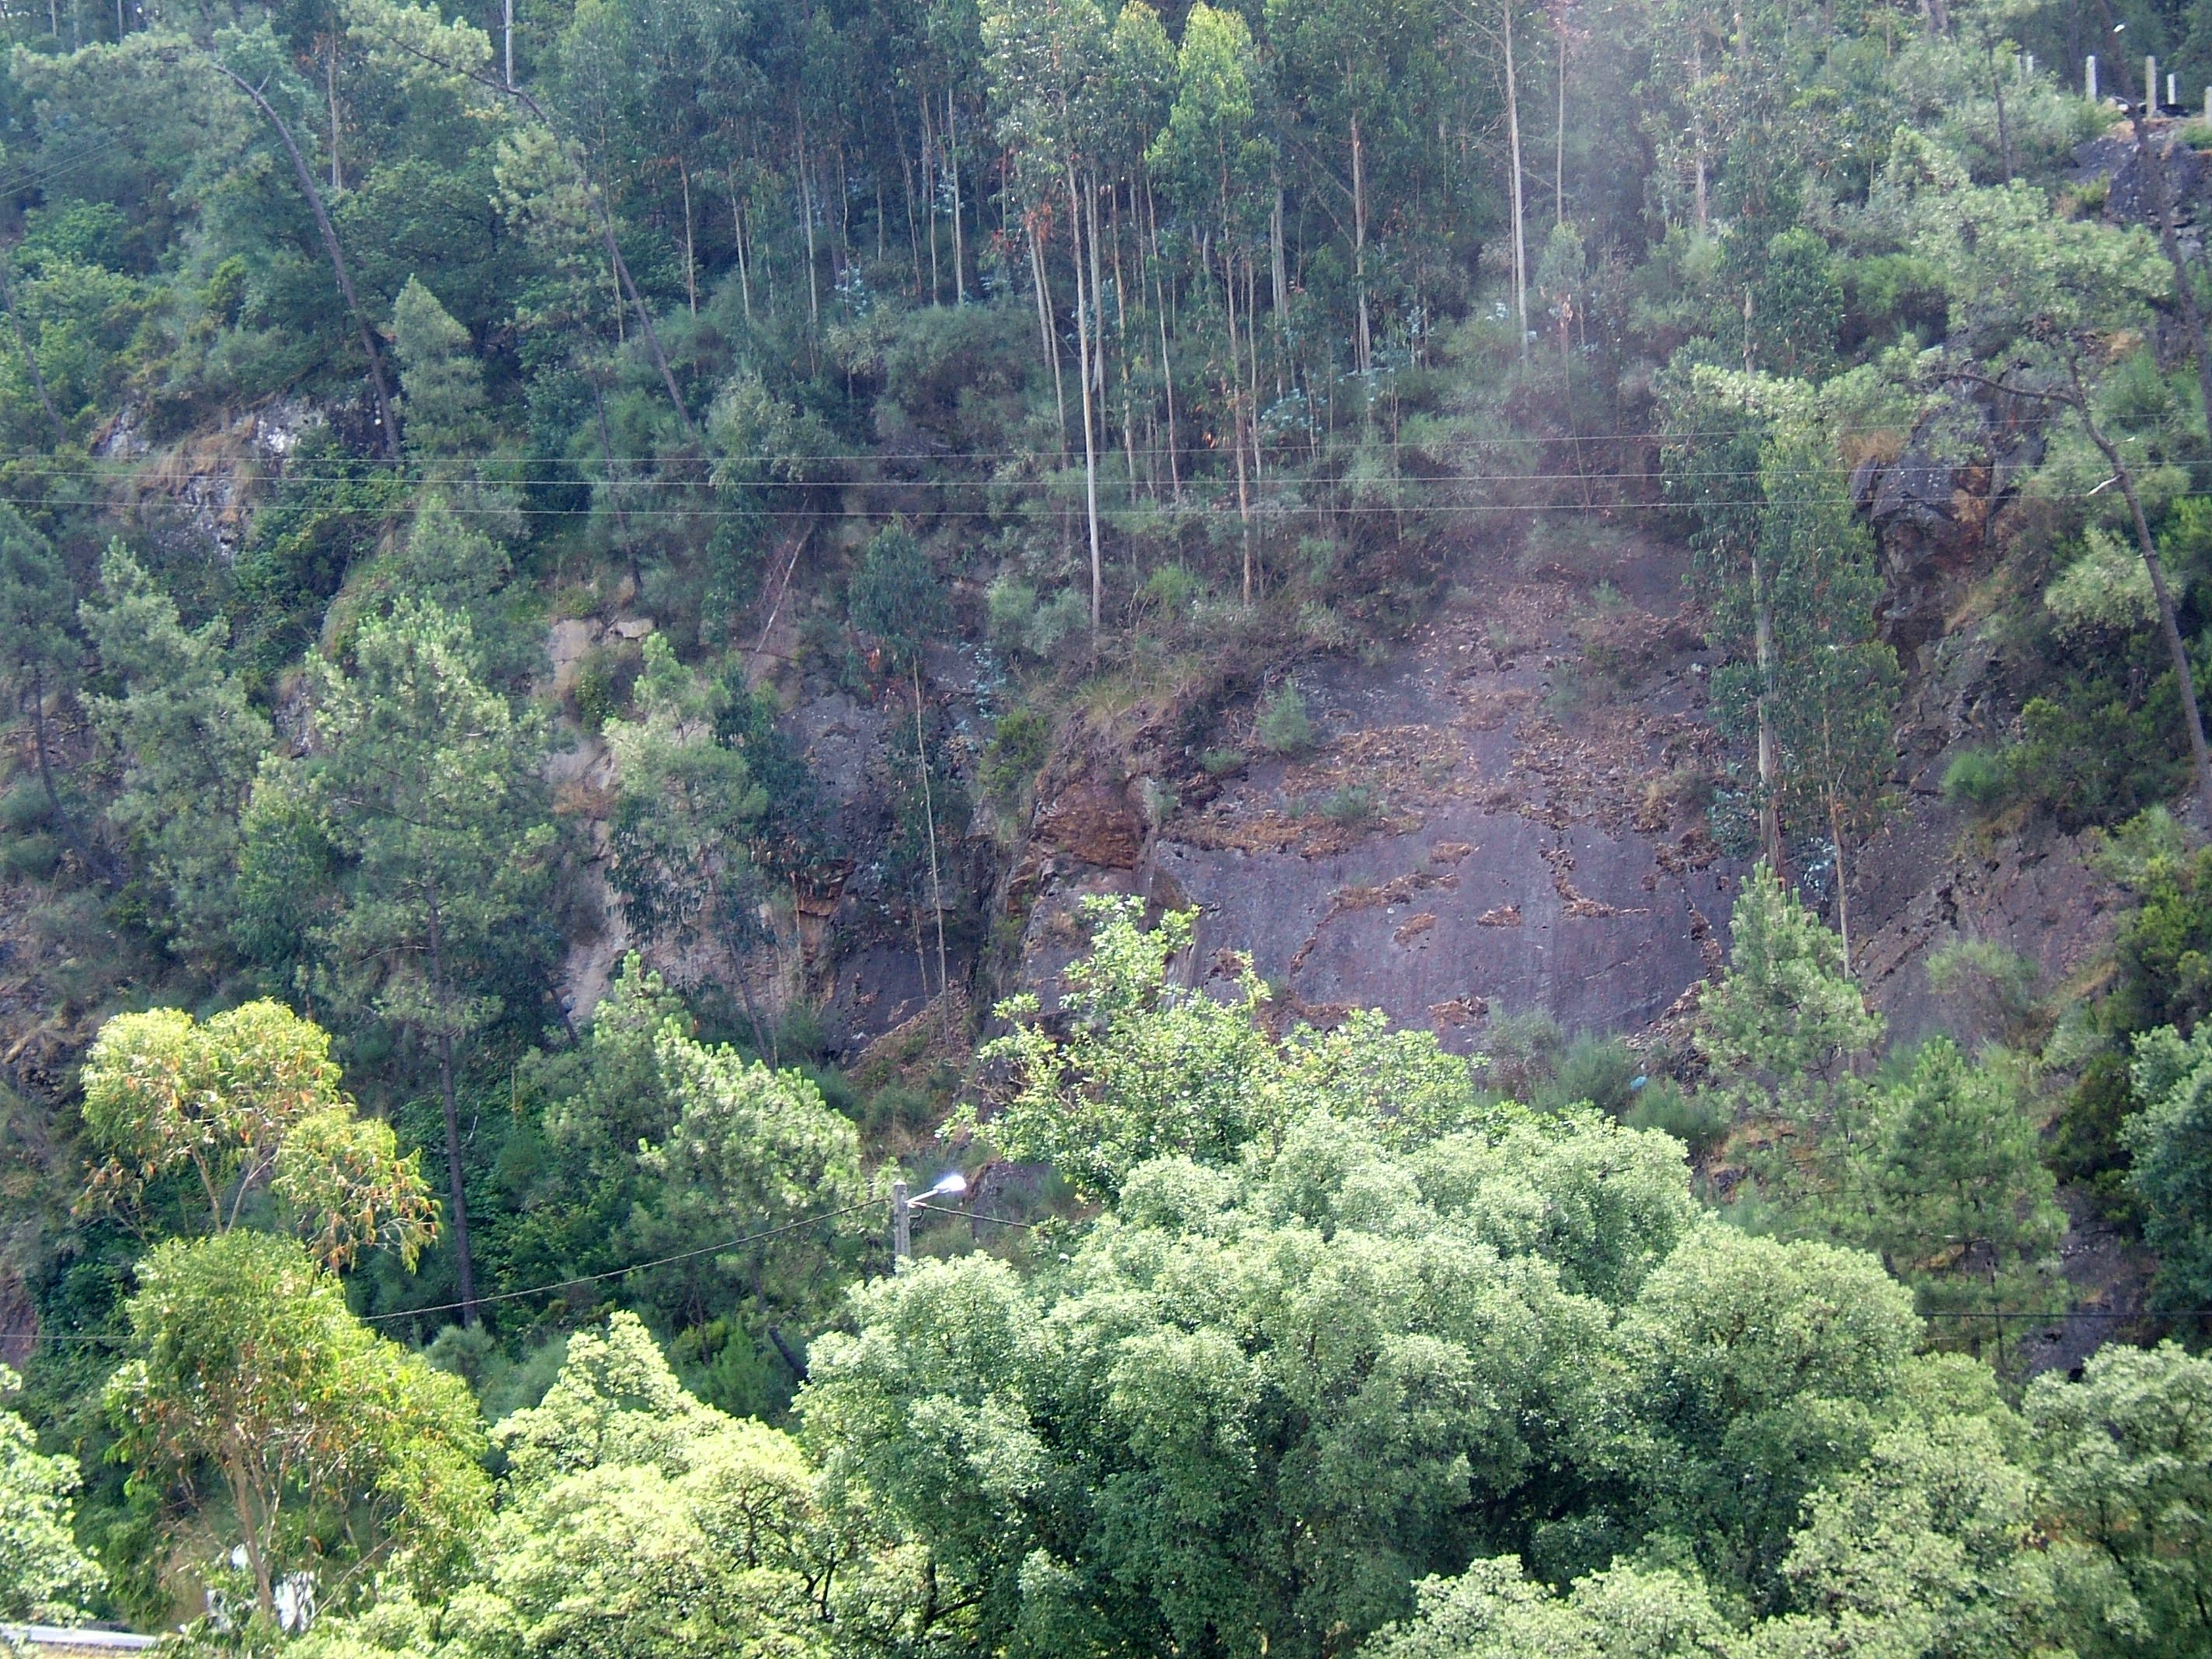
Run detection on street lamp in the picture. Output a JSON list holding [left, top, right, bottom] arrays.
[[891, 1171, 968, 1260]]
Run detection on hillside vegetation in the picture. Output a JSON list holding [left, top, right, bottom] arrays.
[[5, 0, 2212, 1650]]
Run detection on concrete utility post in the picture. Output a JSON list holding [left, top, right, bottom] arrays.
[[2088, 55, 2098, 101], [892, 1181, 912, 1261]]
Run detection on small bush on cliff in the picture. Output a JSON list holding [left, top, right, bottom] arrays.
[[1254, 683, 1315, 756]]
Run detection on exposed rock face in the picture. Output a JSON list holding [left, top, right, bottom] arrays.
[[1851, 384, 2044, 656], [2075, 123, 2212, 243], [1854, 797, 2123, 1045], [1034, 781, 1146, 870], [1011, 556, 1741, 1047]]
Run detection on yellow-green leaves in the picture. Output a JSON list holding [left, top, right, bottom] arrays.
[[108, 1232, 488, 1622], [0, 1363, 102, 1622], [79, 999, 436, 1270]]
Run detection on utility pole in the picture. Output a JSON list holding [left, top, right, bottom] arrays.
[[892, 1180, 912, 1261]]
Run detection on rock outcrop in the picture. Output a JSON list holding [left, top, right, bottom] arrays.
[[1850, 383, 2045, 656], [1009, 548, 1740, 1047]]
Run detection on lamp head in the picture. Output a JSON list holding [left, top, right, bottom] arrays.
[[923, 1170, 968, 1200]]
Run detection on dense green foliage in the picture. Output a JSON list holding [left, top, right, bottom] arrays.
[[43, 903, 2197, 1659], [0, 0, 2207, 1646]]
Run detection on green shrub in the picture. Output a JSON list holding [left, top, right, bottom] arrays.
[[1925, 937, 2043, 1046], [1254, 683, 1315, 756], [1318, 787, 1371, 827], [983, 705, 1052, 807], [1317, 784, 1376, 826], [1142, 564, 1201, 615], [850, 527, 948, 663], [2049, 1050, 2143, 1223], [571, 641, 640, 731], [1200, 748, 1247, 777], [2107, 840, 2212, 1037], [1482, 1008, 1566, 1102], [1624, 1078, 1731, 1158], [0, 780, 53, 833], [986, 576, 1038, 652], [1941, 746, 2012, 809], [0, 832, 58, 879], [1536, 1033, 1642, 1115], [1542, 660, 1591, 719], [987, 575, 1086, 659], [862, 1081, 937, 1136]]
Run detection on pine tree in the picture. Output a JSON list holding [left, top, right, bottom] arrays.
[[252, 600, 555, 1324]]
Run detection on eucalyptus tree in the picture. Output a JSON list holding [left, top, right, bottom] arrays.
[[1149, 2, 1270, 598], [0, 506, 81, 854], [982, 0, 1111, 634], [107, 1231, 489, 1625], [79, 997, 438, 1271], [1265, 0, 1459, 380], [0, 1367, 100, 1623]]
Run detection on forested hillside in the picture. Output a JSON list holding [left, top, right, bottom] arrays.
[[5, 0, 2212, 1649]]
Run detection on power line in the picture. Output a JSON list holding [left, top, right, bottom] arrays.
[[19, 417, 2071, 472], [1920, 1308, 2179, 1320], [913, 1203, 1045, 1230], [0, 487, 2190, 521], [0, 1198, 882, 1348], [356, 1199, 881, 1323], [40, 461, 2000, 489]]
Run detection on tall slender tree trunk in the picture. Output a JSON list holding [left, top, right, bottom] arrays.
[[896, 110, 921, 299], [1986, 39, 2015, 182], [1269, 182, 1287, 395], [1066, 165, 1104, 638], [0, 246, 63, 445], [1030, 221, 1067, 456], [680, 161, 697, 315], [231, 1467, 276, 1621], [1223, 239, 1253, 604], [1555, 18, 1567, 228], [1504, 3, 1529, 362], [914, 660, 951, 1042], [326, 45, 343, 190], [1751, 551, 1782, 873], [213, 61, 399, 458], [1246, 255, 1263, 487], [1087, 175, 1107, 399], [1350, 114, 1372, 377], [426, 899, 478, 1327], [503, 0, 513, 88], [1690, 35, 1709, 232], [1828, 788, 1852, 975], [948, 90, 966, 304], [796, 118, 820, 328], [590, 186, 698, 442], [2080, 394, 2212, 822], [1111, 185, 1139, 502], [729, 179, 753, 323], [1149, 179, 1181, 500], [921, 96, 941, 304]]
